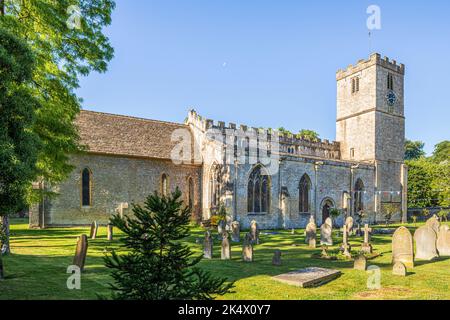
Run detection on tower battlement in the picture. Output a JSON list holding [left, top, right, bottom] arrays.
[[336, 53, 405, 80]]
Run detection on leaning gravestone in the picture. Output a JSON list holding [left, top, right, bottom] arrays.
[[392, 261, 407, 276], [305, 216, 317, 245], [89, 221, 98, 240], [242, 233, 253, 262], [272, 250, 282, 266], [414, 226, 438, 261], [107, 224, 113, 241], [437, 225, 450, 256], [320, 218, 333, 246], [231, 221, 240, 242], [221, 233, 231, 260], [73, 235, 88, 272], [272, 267, 341, 288], [345, 216, 354, 235], [425, 215, 440, 234], [250, 220, 260, 245], [392, 226, 414, 269], [354, 254, 367, 271], [203, 230, 213, 259]]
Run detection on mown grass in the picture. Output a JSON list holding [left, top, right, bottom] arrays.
[[0, 219, 449, 300]]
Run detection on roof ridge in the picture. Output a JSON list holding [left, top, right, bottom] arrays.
[[80, 109, 186, 127]]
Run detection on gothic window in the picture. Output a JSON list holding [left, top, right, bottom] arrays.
[[210, 163, 222, 209], [354, 178, 365, 214], [247, 165, 270, 213], [352, 77, 360, 93], [187, 177, 194, 212], [81, 168, 92, 207], [299, 174, 311, 213], [387, 73, 394, 90], [161, 174, 169, 197]]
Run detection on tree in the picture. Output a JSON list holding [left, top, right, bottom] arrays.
[[0, 0, 115, 195], [406, 159, 437, 208], [382, 203, 399, 226], [0, 28, 41, 254], [431, 141, 450, 164], [404, 139, 425, 160], [104, 189, 234, 300], [297, 129, 320, 142]]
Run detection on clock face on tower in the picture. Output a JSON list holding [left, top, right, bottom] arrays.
[[386, 90, 397, 107]]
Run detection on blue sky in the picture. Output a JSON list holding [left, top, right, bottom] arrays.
[[77, 0, 450, 155]]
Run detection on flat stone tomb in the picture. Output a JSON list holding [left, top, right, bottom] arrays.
[[272, 267, 341, 288]]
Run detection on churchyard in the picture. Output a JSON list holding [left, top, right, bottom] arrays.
[[1, 218, 449, 300]]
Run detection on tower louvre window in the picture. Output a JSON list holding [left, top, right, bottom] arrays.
[[351, 77, 360, 93], [387, 73, 394, 90]]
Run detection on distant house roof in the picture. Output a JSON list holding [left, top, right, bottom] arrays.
[[76, 110, 191, 161]]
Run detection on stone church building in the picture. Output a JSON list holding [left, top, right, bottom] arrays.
[[29, 53, 408, 229]]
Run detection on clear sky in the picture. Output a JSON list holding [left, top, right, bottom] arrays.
[[77, 0, 450, 155]]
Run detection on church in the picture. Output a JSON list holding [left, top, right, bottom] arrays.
[[29, 53, 408, 229]]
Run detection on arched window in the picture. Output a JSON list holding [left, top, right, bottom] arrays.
[[81, 168, 92, 207], [161, 174, 169, 197], [210, 163, 222, 209], [247, 165, 270, 213], [187, 177, 194, 212], [299, 174, 311, 213], [354, 178, 364, 214]]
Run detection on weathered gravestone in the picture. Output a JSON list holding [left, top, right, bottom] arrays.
[[425, 215, 440, 234], [392, 261, 407, 276], [203, 230, 213, 259], [392, 226, 414, 269], [272, 250, 282, 266], [361, 224, 373, 254], [107, 224, 113, 241], [354, 254, 367, 271], [242, 233, 253, 262], [250, 220, 260, 245], [89, 221, 98, 240], [340, 224, 351, 258], [217, 220, 227, 237], [320, 218, 333, 246], [221, 233, 231, 260], [73, 235, 88, 272], [345, 216, 354, 235], [437, 225, 450, 256], [305, 216, 317, 245], [414, 226, 438, 261], [309, 238, 317, 249], [272, 267, 341, 288], [231, 221, 240, 242]]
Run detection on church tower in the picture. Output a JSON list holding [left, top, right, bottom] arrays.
[[336, 53, 407, 221]]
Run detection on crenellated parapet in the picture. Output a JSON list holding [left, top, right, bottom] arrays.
[[336, 53, 405, 81], [186, 109, 341, 160]]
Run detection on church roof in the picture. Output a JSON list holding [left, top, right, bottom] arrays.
[[76, 110, 190, 161]]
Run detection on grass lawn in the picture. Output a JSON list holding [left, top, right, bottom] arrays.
[[1, 219, 449, 300]]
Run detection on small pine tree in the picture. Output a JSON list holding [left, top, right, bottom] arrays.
[[104, 188, 234, 300]]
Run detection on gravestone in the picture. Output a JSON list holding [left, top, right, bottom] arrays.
[[203, 230, 213, 259], [217, 220, 226, 236], [425, 215, 440, 234], [392, 262, 407, 276], [221, 233, 231, 260], [345, 216, 354, 235], [414, 226, 438, 261], [89, 221, 98, 239], [242, 233, 253, 262], [107, 224, 113, 241], [272, 267, 341, 288], [340, 225, 351, 258], [73, 235, 88, 271], [392, 226, 414, 269], [309, 238, 316, 249], [354, 254, 367, 271], [305, 216, 317, 245], [291, 228, 295, 235], [320, 218, 333, 246], [437, 225, 450, 257], [272, 250, 282, 266], [231, 221, 240, 242], [361, 224, 373, 254], [250, 220, 260, 245], [321, 245, 329, 257]]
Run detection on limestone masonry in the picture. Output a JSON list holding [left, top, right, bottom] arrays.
[[29, 53, 408, 229]]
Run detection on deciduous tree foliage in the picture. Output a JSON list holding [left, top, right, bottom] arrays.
[[0, 28, 40, 254], [404, 139, 426, 160], [104, 189, 234, 300]]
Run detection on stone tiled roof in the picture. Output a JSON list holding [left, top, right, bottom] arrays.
[[76, 110, 190, 160]]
